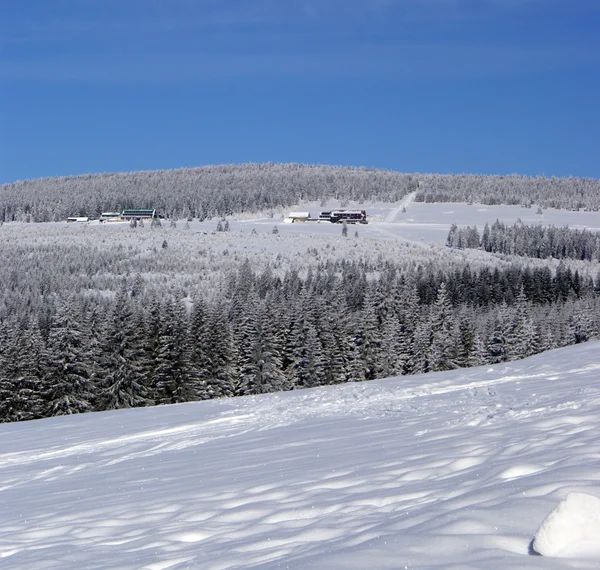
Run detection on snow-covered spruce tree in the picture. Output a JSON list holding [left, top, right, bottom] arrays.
[[0, 318, 33, 422], [566, 297, 596, 344], [152, 299, 194, 405], [486, 301, 513, 364], [187, 297, 213, 400], [343, 312, 367, 383], [501, 301, 521, 362], [379, 310, 405, 378], [256, 264, 276, 299], [6, 318, 48, 421], [518, 318, 540, 358], [232, 290, 263, 396], [468, 332, 489, 367], [481, 222, 491, 251], [335, 262, 361, 311], [455, 307, 478, 368], [255, 299, 288, 393], [285, 292, 328, 389], [410, 317, 432, 375], [43, 297, 93, 416], [429, 282, 458, 372], [95, 290, 150, 411], [360, 281, 385, 380], [446, 223, 458, 248], [279, 297, 305, 388], [511, 287, 538, 359], [394, 278, 421, 375], [298, 322, 328, 388], [203, 302, 236, 398], [311, 291, 348, 385]]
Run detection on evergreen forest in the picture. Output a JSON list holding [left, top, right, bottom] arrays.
[[1, 209, 599, 422], [1, 165, 600, 423]]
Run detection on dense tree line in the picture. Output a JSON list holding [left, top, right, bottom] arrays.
[[416, 173, 600, 211], [1, 253, 598, 423], [2, 164, 599, 224], [447, 221, 600, 261]]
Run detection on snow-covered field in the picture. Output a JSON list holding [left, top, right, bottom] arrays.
[[1, 342, 600, 569], [61, 195, 600, 247], [230, 196, 600, 244]]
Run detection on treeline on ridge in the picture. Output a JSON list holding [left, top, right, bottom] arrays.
[[415, 173, 600, 211], [1, 164, 600, 223]]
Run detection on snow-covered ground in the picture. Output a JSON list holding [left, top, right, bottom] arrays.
[[1, 342, 600, 569], [231, 197, 600, 244], [67, 196, 600, 247]]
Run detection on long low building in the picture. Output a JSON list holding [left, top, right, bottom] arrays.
[[121, 209, 156, 220], [100, 209, 157, 222]]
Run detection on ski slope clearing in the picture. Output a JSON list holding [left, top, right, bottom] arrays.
[[1, 342, 600, 569]]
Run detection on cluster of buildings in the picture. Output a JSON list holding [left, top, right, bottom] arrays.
[[67, 209, 157, 223], [283, 209, 368, 224], [100, 209, 157, 223]]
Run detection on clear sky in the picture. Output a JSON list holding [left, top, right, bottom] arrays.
[[1, 0, 599, 184]]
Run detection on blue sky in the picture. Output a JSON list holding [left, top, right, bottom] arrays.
[[1, 0, 599, 183]]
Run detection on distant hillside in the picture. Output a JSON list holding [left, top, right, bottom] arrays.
[[415, 172, 600, 211], [0, 164, 417, 223], [1, 163, 599, 223]]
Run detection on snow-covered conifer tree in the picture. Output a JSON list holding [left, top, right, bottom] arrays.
[[187, 298, 213, 400], [95, 290, 150, 411], [152, 299, 193, 404], [429, 282, 458, 372], [43, 298, 93, 416]]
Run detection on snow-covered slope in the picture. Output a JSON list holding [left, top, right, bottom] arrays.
[[1, 342, 600, 569]]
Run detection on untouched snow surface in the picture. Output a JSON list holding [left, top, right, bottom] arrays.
[[1, 342, 600, 569]]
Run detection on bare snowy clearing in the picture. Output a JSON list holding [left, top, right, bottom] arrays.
[[4, 200, 600, 271], [1, 342, 599, 569], [216, 198, 600, 245]]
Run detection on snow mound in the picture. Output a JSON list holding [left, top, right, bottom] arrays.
[[532, 492, 600, 558]]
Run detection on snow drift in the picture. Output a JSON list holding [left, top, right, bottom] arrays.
[[533, 492, 600, 558]]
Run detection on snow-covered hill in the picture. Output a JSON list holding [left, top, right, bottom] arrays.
[[1, 342, 599, 569]]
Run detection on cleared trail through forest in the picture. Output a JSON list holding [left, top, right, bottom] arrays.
[[385, 191, 416, 222]]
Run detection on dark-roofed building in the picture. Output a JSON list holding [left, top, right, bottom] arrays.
[[121, 208, 156, 221]]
